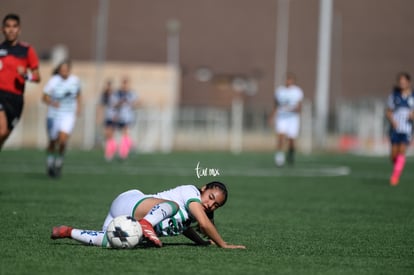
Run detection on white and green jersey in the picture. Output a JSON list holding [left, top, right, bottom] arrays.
[[43, 74, 81, 117], [151, 185, 201, 236]]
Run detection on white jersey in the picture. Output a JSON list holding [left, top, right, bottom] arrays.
[[113, 90, 138, 124], [274, 85, 303, 118], [101, 92, 119, 122], [102, 185, 202, 237], [44, 74, 81, 117], [152, 185, 201, 236]]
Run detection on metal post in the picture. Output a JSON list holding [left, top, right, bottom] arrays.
[[314, 0, 333, 148], [162, 19, 181, 153], [231, 94, 244, 154], [92, 0, 109, 149], [95, 0, 109, 66], [274, 0, 290, 89]]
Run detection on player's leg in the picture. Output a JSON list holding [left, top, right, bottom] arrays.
[[0, 94, 22, 150], [287, 138, 296, 165], [274, 116, 287, 166], [275, 133, 286, 166], [119, 125, 132, 160], [51, 225, 110, 247], [54, 115, 75, 177], [108, 191, 179, 247], [390, 140, 407, 186], [54, 131, 70, 177], [104, 121, 117, 161], [51, 191, 179, 248], [134, 198, 179, 247], [286, 116, 300, 165], [51, 190, 147, 247], [0, 110, 11, 150], [46, 117, 58, 177], [390, 144, 399, 163]]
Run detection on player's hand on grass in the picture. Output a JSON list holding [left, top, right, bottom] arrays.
[[222, 243, 246, 249]]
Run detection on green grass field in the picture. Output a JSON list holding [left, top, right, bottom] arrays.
[[1, 150, 413, 274]]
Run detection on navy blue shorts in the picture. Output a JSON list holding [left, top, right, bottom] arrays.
[[104, 119, 128, 129], [389, 129, 411, 145]]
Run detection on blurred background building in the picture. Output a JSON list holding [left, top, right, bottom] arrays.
[[2, 0, 414, 153]]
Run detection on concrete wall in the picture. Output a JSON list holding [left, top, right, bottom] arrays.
[[2, 0, 414, 109]]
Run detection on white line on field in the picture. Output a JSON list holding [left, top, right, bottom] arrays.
[[0, 163, 351, 177]]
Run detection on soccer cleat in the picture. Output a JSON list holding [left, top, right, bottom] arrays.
[[51, 225, 73, 239], [139, 219, 162, 247], [47, 166, 56, 178], [390, 176, 399, 186], [54, 165, 62, 178], [54, 158, 63, 178]]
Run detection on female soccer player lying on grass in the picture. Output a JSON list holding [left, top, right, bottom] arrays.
[[51, 181, 245, 249]]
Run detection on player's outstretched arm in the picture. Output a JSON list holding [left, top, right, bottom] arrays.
[[182, 227, 210, 246], [188, 202, 245, 249]]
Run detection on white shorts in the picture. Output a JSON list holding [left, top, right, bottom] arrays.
[[275, 115, 300, 138], [102, 189, 148, 231], [47, 114, 76, 140]]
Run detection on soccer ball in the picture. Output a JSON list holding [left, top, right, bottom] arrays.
[[106, 215, 143, 249]]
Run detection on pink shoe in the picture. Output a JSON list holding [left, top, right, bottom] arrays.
[[105, 139, 117, 161], [119, 136, 132, 159], [390, 176, 399, 186]]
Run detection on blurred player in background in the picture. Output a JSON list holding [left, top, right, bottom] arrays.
[[269, 73, 303, 166], [0, 13, 40, 150], [42, 60, 81, 178], [51, 181, 245, 249], [103, 77, 139, 161], [386, 72, 414, 186], [99, 79, 116, 158]]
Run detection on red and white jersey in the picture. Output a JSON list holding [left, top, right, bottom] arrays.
[[0, 41, 39, 95]]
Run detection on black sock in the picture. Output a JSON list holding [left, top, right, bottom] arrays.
[[287, 147, 295, 165]]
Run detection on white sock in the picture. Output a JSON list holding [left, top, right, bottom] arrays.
[[55, 156, 63, 167], [143, 202, 178, 226], [275, 152, 285, 166], [71, 229, 110, 247], [47, 155, 55, 167]]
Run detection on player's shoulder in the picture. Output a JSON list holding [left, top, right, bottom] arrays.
[[275, 86, 286, 96], [18, 41, 30, 47], [17, 41, 36, 51], [291, 85, 303, 92], [68, 74, 80, 83], [47, 74, 61, 84], [177, 185, 201, 197]]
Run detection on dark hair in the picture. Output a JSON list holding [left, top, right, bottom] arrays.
[[204, 181, 228, 207], [393, 72, 411, 92], [286, 72, 296, 81], [195, 181, 228, 229], [397, 72, 411, 82], [52, 60, 71, 76], [3, 13, 20, 26]]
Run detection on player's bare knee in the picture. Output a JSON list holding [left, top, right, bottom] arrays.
[[0, 127, 9, 138]]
